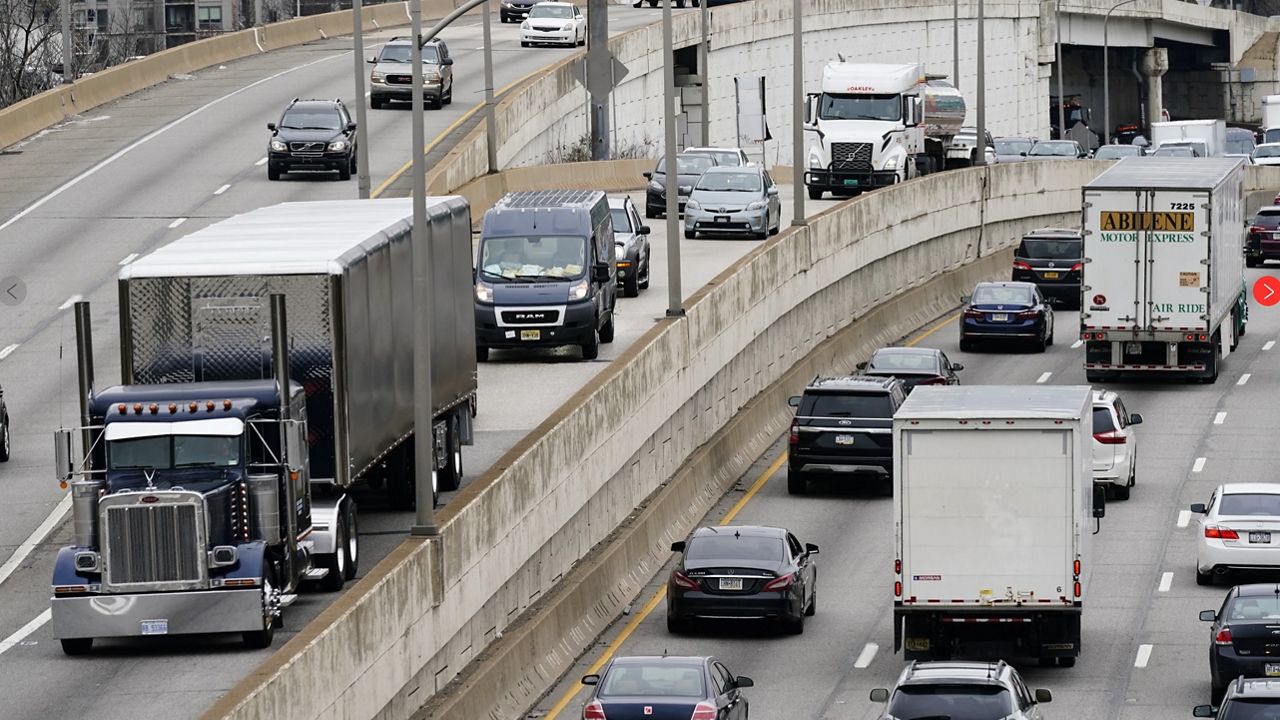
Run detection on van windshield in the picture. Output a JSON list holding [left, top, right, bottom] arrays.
[[479, 235, 588, 281]]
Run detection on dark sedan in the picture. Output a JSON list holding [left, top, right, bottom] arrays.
[[856, 347, 962, 393], [645, 153, 717, 218], [1201, 585, 1280, 703], [959, 281, 1055, 352], [667, 525, 817, 635], [580, 655, 751, 720], [1012, 228, 1083, 308], [0, 382, 8, 461]]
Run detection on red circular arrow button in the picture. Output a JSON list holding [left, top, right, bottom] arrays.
[[1255, 276, 1280, 307]]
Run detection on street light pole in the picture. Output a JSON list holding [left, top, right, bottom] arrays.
[[61, 0, 73, 83], [953, 0, 959, 91], [483, 0, 497, 172], [792, 0, 804, 226], [1103, 0, 1139, 146], [352, 0, 372, 198], [975, 0, 985, 166], [699, 0, 710, 146], [1055, 0, 1065, 138], [662, 0, 682, 318]]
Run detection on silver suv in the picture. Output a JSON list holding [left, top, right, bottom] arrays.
[[870, 661, 1052, 720], [367, 36, 453, 109]]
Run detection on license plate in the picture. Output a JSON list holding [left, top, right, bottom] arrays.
[[843, 179, 860, 187], [520, 329, 541, 341], [1043, 271, 1060, 279], [140, 619, 169, 635], [1125, 342, 1142, 355], [834, 435, 855, 445], [990, 313, 1009, 322], [1268, 663, 1280, 677], [1252, 531, 1272, 544], [715, 215, 729, 223], [719, 578, 743, 591]]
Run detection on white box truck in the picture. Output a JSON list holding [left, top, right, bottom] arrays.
[[1080, 156, 1249, 383], [893, 385, 1102, 667], [1150, 119, 1226, 157]]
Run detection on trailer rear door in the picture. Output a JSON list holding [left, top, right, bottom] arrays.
[[1144, 190, 1210, 333], [1083, 189, 1143, 330]]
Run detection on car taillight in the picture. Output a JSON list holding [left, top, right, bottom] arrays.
[[1070, 262, 1083, 272], [1016, 309, 1040, 319], [763, 573, 794, 591], [1093, 430, 1126, 444], [690, 701, 718, 720], [1206, 526, 1240, 540], [1013, 260, 1032, 271], [963, 308, 984, 319], [583, 699, 607, 719], [1251, 225, 1266, 233], [1215, 626, 1234, 646], [672, 571, 699, 590], [789, 422, 799, 446]]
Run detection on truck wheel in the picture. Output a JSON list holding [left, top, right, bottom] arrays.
[[438, 417, 463, 492], [243, 567, 279, 649], [624, 271, 640, 298], [600, 312, 615, 343], [60, 638, 93, 655], [318, 511, 348, 592], [343, 502, 359, 581], [1085, 371, 1106, 384], [476, 345, 489, 362], [581, 328, 601, 360], [1247, 256, 1260, 268], [1058, 656, 1076, 668], [807, 187, 823, 201], [0, 417, 9, 462], [371, 97, 383, 109], [787, 469, 807, 495], [1199, 340, 1219, 384]]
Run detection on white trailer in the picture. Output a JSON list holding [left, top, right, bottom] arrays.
[[893, 385, 1101, 666], [1150, 119, 1226, 157], [1080, 157, 1249, 383]]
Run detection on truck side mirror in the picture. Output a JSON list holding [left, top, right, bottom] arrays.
[[54, 428, 75, 483], [1034, 689, 1052, 704], [804, 93, 818, 125], [1092, 483, 1107, 519], [283, 419, 307, 473], [366, 55, 377, 63]]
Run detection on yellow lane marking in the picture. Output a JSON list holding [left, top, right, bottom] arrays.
[[542, 451, 788, 719], [905, 312, 960, 347]]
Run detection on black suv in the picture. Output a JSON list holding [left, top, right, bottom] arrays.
[[1196, 677, 1280, 718], [1011, 228, 1082, 308], [786, 375, 906, 495], [267, 98, 358, 181]]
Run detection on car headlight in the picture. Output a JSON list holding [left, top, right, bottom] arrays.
[[883, 156, 899, 170], [474, 283, 493, 302], [685, 199, 701, 211], [648, 180, 664, 192], [568, 278, 589, 301], [521, 20, 530, 29], [270, 139, 287, 152], [746, 200, 767, 211], [562, 22, 574, 30], [425, 69, 440, 81], [809, 150, 822, 168], [328, 139, 348, 152], [371, 71, 385, 82]]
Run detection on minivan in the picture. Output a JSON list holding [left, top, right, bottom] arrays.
[[474, 190, 618, 361]]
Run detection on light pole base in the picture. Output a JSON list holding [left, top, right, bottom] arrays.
[[410, 524, 440, 536], [791, 218, 808, 227], [665, 308, 686, 318]]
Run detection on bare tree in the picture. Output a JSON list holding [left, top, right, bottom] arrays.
[[0, 0, 63, 108]]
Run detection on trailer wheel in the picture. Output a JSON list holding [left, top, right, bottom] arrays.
[[344, 502, 359, 581], [438, 417, 463, 492], [60, 638, 93, 655], [1057, 656, 1076, 668]]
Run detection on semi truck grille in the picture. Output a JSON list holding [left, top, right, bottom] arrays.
[[105, 504, 203, 586], [831, 142, 873, 171]]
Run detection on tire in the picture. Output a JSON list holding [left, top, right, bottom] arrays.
[[60, 638, 93, 655], [444, 82, 453, 105], [960, 337, 975, 353], [268, 165, 281, 181], [645, 207, 657, 219], [769, 218, 780, 236], [648, 0, 658, 6], [1197, 568, 1214, 586], [349, 152, 357, 175], [787, 469, 807, 495], [807, 186, 824, 200], [1046, 323, 1055, 346], [804, 577, 817, 616], [638, 256, 650, 289], [438, 416, 463, 491], [0, 418, 10, 462], [370, 96, 383, 109], [1034, 329, 1048, 353], [343, 502, 359, 581], [476, 345, 489, 362], [666, 614, 686, 634], [338, 161, 351, 181], [600, 312, 616, 343], [1038, 656, 1056, 668], [1212, 680, 1228, 705], [582, 328, 601, 360], [684, 230, 696, 240], [318, 511, 348, 592], [624, 271, 640, 297], [784, 610, 805, 635], [1112, 483, 1131, 501], [1200, 339, 1220, 384], [242, 566, 278, 649], [1085, 371, 1107, 384], [521, 40, 529, 48], [1058, 656, 1076, 668], [1247, 256, 1260, 268]]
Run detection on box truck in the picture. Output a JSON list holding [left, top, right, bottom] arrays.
[[1150, 119, 1226, 157], [50, 198, 476, 653], [1080, 157, 1249, 383], [893, 385, 1103, 666]]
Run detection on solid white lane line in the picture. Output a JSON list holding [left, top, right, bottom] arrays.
[[1214, 412, 1227, 425], [0, 51, 350, 235], [1177, 510, 1192, 528], [118, 252, 138, 265], [1036, 372, 1052, 384], [1158, 572, 1174, 592], [0, 344, 17, 361], [0, 494, 72, 587], [854, 642, 879, 669], [168, 217, 187, 229], [0, 610, 52, 655], [1265, 341, 1276, 351], [1071, 339, 1083, 349], [1135, 644, 1153, 668], [58, 295, 82, 310], [255, 157, 268, 166], [1238, 373, 1251, 386], [213, 184, 231, 196], [1193, 457, 1206, 473]]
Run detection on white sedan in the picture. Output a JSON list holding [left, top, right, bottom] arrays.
[[521, 2, 586, 48], [1252, 142, 1280, 167], [1192, 483, 1280, 586]]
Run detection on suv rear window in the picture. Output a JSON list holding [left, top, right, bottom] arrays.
[[1017, 237, 1081, 260], [888, 684, 1014, 717], [803, 392, 892, 418], [1253, 212, 1280, 230], [1092, 406, 1116, 434], [1221, 699, 1280, 719]]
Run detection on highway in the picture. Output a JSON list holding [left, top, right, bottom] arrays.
[[0, 5, 783, 719], [534, 265, 1280, 719]]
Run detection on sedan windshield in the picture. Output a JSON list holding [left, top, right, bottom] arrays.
[[1152, 145, 1197, 157], [1029, 142, 1077, 157], [599, 664, 705, 698], [280, 110, 342, 130], [657, 155, 715, 175], [529, 4, 572, 18], [378, 45, 439, 63], [479, 235, 587, 280], [1227, 138, 1256, 155], [1219, 493, 1280, 516], [869, 351, 939, 373], [1254, 145, 1280, 159], [887, 685, 1015, 718], [972, 285, 1034, 306], [686, 535, 783, 562], [818, 93, 900, 122], [994, 139, 1033, 155], [696, 171, 761, 192], [109, 435, 241, 470]]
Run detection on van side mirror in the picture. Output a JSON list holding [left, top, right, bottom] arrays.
[[582, 674, 600, 686], [670, 540, 685, 553], [267, 122, 277, 131], [54, 428, 75, 482], [1191, 503, 1207, 514], [591, 263, 611, 283], [856, 361, 868, 370], [1034, 689, 1052, 704], [1092, 483, 1107, 519], [787, 395, 801, 408], [1200, 610, 1217, 622], [1128, 413, 1143, 425], [869, 688, 890, 703], [638, 225, 651, 235], [443, 57, 454, 65], [1194, 706, 1216, 718], [951, 362, 965, 371]]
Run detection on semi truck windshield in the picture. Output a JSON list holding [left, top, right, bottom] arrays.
[[818, 93, 900, 122], [109, 435, 241, 470]]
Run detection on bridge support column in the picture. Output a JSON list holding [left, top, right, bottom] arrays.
[[1141, 47, 1168, 135]]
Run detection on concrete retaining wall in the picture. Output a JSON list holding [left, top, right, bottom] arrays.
[[204, 158, 1104, 720]]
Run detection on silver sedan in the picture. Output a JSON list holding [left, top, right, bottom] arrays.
[[683, 166, 781, 240]]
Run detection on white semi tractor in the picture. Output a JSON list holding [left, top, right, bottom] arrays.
[[802, 62, 966, 200], [1080, 156, 1249, 383]]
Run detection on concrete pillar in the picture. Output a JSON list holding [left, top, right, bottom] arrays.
[[1140, 47, 1168, 135]]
